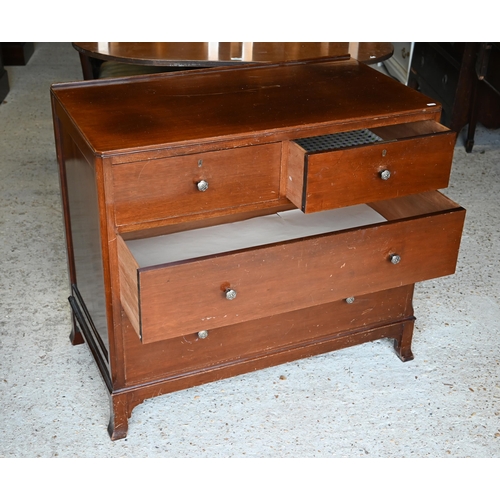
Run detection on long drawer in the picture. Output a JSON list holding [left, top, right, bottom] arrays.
[[117, 190, 465, 344], [286, 120, 456, 213], [112, 142, 282, 226], [122, 285, 415, 384]]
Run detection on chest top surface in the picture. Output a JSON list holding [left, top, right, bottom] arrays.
[[51, 58, 441, 156]]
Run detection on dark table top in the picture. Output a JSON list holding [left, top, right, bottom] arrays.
[[73, 42, 394, 67]]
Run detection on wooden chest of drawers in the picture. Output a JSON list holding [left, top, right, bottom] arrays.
[[51, 57, 465, 440]]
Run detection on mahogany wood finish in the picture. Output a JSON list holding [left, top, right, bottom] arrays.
[[287, 121, 455, 213], [51, 57, 465, 440], [118, 192, 464, 344], [122, 285, 416, 385], [51, 59, 442, 157], [112, 143, 282, 227], [72, 42, 394, 79]]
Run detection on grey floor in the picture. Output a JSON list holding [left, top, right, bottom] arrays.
[[1, 43, 499, 458]]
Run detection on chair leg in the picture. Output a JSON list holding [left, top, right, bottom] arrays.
[[466, 76, 479, 153]]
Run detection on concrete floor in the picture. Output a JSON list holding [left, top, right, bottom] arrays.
[[1, 43, 499, 458]]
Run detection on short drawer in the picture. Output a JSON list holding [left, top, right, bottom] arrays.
[[286, 120, 456, 213], [117, 190, 465, 344], [112, 143, 282, 226]]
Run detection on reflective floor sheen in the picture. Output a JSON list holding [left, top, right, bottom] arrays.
[[1, 43, 499, 458]]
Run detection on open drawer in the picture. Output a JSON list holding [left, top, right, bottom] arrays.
[[117, 190, 465, 344], [286, 120, 456, 213]]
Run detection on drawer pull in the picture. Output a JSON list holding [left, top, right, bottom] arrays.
[[345, 297, 355, 304], [380, 169, 391, 181], [390, 254, 401, 265], [196, 179, 209, 192], [197, 330, 209, 339], [225, 288, 237, 300]]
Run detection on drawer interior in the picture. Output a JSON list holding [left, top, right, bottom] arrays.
[[294, 128, 384, 152], [125, 204, 387, 268], [122, 190, 461, 269], [293, 120, 451, 153], [368, 190, 461, 220]]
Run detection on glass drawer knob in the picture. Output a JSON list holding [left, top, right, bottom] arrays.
[[197, 179, 209, 192], [345, 297, 355, 304], [198, 330, 209, 339], [380, 169, 391, 181], [390, 254, 401, 265], [225, 288, 237, 300]]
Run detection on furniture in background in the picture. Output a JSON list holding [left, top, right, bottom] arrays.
[[0, 50, 8, 103], [408, 42, 500, 152], [0, 43, 35, 103], [0, 42, 34, 65], [51, 56, 465, 440], [465, 43, 500, 152], [383, 42, 413, 85], [72, 42, 393, 79]]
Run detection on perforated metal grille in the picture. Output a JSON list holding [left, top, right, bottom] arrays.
[[295, 129, 383, 152]]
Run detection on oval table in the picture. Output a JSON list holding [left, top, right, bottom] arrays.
[[72, 42, 394, 79]]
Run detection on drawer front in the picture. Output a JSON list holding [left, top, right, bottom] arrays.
[[123, 285, 415, 384], [112, 143, 282, 226], [286, 123, 455, 213], [118, 195, 464, 344]]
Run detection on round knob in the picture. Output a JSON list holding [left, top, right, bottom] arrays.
[[345, 297, 355, 304], [225, 288, 237, 300], [197, 179, 209, 192], [380, 169, 391, 181], [390, 254, 401, 265], [197, 330, 209, 339]]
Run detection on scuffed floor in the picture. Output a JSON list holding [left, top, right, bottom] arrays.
[[1, 43, 499, 458]]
